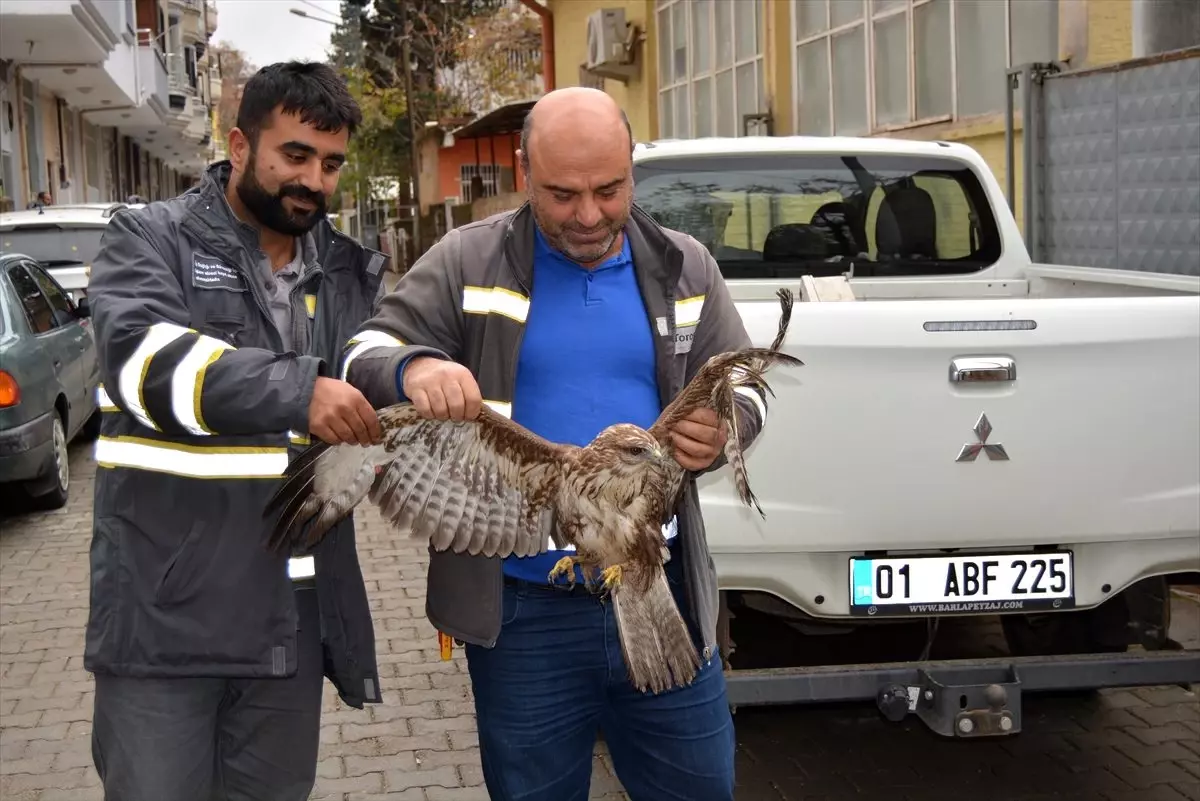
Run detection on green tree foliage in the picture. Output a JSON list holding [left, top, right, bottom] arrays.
[[328, 1, 365, 72], [329, 0, 539, 209], [335, 67, 409, 212]]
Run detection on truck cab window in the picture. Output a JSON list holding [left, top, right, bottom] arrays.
[[633, 153, 1002, 280]]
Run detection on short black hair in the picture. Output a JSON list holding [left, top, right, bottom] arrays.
[[235, 61, 362, 146], [519, 106, 633, 173]]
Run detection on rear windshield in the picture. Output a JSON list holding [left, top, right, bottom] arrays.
[[632, 153, 1002, 280], [0, 225, 106, 269]]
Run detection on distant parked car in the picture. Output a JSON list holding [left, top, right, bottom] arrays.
[[0, 202, 143, 303], [0, 253, 101, 509]]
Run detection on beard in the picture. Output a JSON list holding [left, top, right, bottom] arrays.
[[532, 199, 630, 265], [235, 156, 327, 237]]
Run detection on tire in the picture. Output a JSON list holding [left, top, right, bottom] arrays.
[[28, 414, 70, 510], [80, 407, 102, 441]]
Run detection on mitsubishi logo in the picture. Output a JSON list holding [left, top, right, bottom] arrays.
[[956, 413, 1009, 462]]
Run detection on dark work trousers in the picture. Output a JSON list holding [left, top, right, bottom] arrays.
[[90, 585, 324, 801], [464, 542, 736, 801]]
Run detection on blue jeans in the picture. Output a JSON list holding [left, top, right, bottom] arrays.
[[464, 560, 736, 801]]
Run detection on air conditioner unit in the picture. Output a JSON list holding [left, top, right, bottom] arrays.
[[585, 8, 639, 83]]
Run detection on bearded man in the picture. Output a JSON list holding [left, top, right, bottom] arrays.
[[338, 86, 749, 800], [83, 61, 386, 800]]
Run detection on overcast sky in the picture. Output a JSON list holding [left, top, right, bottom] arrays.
[[211, 0, 344, 70]]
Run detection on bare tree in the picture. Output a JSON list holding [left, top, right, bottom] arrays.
[[440, 1, 543, 115], [210, 43, 257, 146]]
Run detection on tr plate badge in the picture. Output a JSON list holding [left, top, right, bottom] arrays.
[[956, 413, 1009, 462]]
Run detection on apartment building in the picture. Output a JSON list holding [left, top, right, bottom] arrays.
[[541, 0, 1198, 232], [0, 0, 221, 212]]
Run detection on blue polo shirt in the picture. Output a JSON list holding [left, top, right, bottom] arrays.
[[503, 228, 668, 584]]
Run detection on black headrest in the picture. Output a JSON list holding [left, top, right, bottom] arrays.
[[875, 186, 937, 259]]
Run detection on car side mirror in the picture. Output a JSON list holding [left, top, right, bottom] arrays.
[[75, 296, 90, 319]]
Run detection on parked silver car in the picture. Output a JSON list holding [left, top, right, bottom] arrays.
[[0, 253, 101, 509]]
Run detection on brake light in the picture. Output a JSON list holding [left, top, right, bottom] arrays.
[[0, 371, 19, 407]]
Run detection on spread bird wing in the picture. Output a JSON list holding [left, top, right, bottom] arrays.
[[648, 287, 803, 515], [263, 403, 572, 558]]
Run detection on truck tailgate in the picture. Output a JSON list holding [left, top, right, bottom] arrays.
[[698, 294, 1200, 556]]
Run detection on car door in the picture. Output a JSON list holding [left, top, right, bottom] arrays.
[[25, 261, 96, 428], [6, 262, 86, 436]]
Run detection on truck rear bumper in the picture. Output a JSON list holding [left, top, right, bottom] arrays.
[[724, 649, 1200, 737], [714, 536, 1200, 617]]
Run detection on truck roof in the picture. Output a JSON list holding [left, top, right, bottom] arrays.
[[633, 135, 979, 162]]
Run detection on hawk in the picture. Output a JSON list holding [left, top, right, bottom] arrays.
[[263, 289, 802, 694]]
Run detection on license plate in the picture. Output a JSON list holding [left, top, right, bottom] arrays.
[[848, 551, 1075, 616]]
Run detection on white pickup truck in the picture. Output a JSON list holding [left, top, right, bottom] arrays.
[[632, 135, 1200, 737]]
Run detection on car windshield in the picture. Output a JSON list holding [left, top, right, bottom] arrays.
[[632, 152, 1002, 280], [0, 225, 105, 268]]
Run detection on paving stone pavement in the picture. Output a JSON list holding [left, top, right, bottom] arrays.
[[2, 441, 1199, 801]]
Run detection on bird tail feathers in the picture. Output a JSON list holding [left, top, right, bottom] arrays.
[[611, 568, 702, 694]]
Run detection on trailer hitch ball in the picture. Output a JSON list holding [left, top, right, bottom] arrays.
[[985, 683, 1007, 708], [876, 683, 911, 722]]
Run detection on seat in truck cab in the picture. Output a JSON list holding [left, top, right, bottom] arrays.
[[809, 201, 867, 260], [874, 186, 939, 274]]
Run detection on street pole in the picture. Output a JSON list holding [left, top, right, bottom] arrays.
[[399, 2, 421, 260]]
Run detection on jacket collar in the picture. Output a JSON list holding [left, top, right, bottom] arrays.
[[186, 161, 264, 257], [503, 201, 683, 293]]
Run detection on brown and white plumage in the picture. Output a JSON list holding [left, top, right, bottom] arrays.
[[263, 288, 802, 694]]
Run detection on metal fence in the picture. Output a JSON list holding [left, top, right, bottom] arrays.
[[1007, 46, 1200, 275]]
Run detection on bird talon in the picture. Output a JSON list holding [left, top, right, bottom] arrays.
[[547, 556, 577, 586], [601, 564, 623, 591]]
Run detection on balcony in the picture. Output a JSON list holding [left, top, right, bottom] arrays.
[[0, 0, 123, 65], [206, 1, 218, 36], [5, 0, 141, 110], [167, 52, 190, 96], [184, 100, 212, 143], [138, 40, 171, 120], [85, 36, 169, 130]]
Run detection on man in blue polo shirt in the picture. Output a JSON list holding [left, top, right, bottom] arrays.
[[351, 87, 763, 801]]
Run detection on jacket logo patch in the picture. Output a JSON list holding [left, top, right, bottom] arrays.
[[192, 255, 245, 292], [674, 329, 695, 354]]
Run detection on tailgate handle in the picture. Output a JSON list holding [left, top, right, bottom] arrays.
[[950, 357, 1016, 383]]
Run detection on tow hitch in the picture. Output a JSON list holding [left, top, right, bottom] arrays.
[[876, 666, 1020, 737]]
